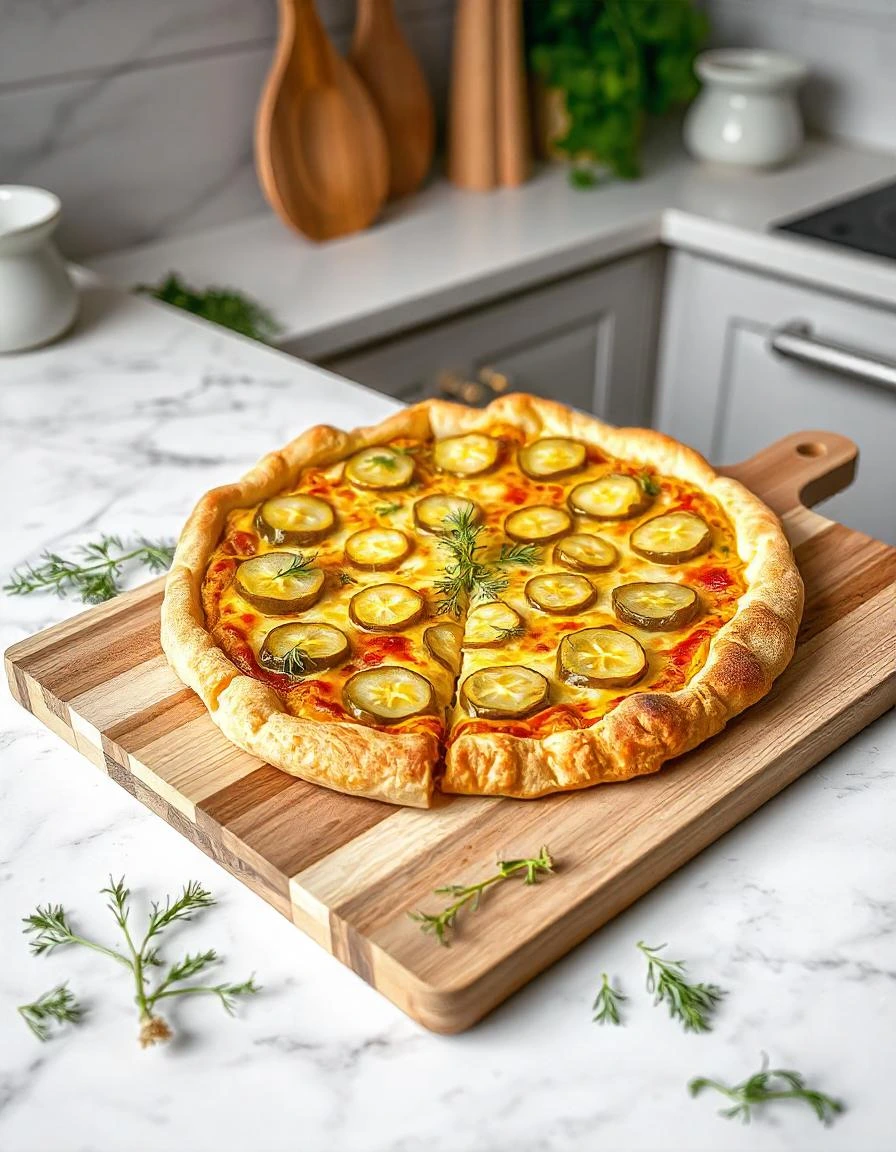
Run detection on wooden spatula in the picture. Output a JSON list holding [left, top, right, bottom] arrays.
[[255, 0, 389, 241], [350, 0, 435, 199]]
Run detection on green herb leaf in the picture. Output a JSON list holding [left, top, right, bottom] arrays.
[[638, 940, 724, 1033], [689, 1055, 844, 1125], [496, 542, 542, 567], [281, 646, 311, 677], [410, 847, 553, 946], [272, 552, 316, 579], [136, 274, 281, 343], [639, 471, 660, 496], [23, 877, 258, 1048], [4, 536, 175, 603], [434, 509, 509, 617], [18, 983, 82, 1042], [592, 973, 626, 1025], [375, 502, 402, 517]]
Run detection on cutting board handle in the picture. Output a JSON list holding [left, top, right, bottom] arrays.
[[723, 430, 858, 516]]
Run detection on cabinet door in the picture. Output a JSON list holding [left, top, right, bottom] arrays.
[[656, 252, 896, 543], [324, 250, 663, 425]]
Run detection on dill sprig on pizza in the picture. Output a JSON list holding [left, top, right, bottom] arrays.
[[161, 394, 802, 807]]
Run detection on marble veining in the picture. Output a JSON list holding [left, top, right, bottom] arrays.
[[1, 285, 895, 1151]]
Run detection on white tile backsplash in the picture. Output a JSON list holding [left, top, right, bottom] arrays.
[[706, 0, 896, 153], [1, 0, 452, 260]]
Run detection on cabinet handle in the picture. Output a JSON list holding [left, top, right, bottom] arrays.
[[769, 321, 896, 394]]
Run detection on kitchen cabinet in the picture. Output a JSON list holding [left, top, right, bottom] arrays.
[[656, 251, 896, 544], [323, 250, 663, 427]]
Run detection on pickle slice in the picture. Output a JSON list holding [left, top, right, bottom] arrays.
[[413, 493, 481, 536], [568, 474, 652, 520], [433, 433, 500, 476], [255, 494, 335, 546], [612, 582, 700, 632], [460, 665, 549, 719], [260, 622, 349, 676], [525, 572, 596, 615], [556, 627, 647, 688], [463, 601, 523, 647], [553, 533, 617, 573], [234, 552, 325, 614], [344, 528, 410, 570], [343, 666, 435, 725], [344, 446, 414, 490], [504, 504, 572, 544], [630, 511, 712, 564], [518, 436, 587, 480], [424, 622, 464, 673], [349, 582, 425, 631]]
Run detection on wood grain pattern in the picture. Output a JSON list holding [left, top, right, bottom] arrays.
[[254, 0, 389, 241], [6, 432, 896, 1033], [350, 0, 435, 200]]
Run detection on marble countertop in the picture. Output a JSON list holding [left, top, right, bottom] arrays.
[[89, 134, 896, 360], [2, 284, 895, 1152]]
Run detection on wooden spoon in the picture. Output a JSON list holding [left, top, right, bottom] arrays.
[[255, 0, 389, 241], [350, 0, 435, 199]]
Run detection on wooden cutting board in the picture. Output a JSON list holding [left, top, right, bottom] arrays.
[[6, 432, 896, 1033]]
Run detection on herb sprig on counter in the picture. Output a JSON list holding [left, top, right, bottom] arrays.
[[638, 940, 724, 1033], [5, 535, 175, 604], [410, 847, 554, 946], [592, 973, 626, 1026], [17, 983, 82, 1041], [136, 274, 281, 343], [689, 1055, 844, 1126], [22, 877, 259, 1047]]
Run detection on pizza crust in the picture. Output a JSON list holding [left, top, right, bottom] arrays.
[[161, 393, 803, 807]]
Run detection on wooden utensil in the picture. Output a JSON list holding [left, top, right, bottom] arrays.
[[448, 0, 497, 190], [8, 432, 896, 1032], [494, 0, 530, 186], [350, 0, 435, 199], [255, 0, 389, 241], [448, 0, 530, 190]]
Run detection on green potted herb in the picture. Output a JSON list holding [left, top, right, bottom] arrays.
[[526, 0, 708, 183]]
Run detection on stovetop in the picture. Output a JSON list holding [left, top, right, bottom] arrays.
[[776, 179, 896, 260]]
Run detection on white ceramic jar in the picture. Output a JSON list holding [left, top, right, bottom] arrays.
[[684, 49, 808, 169], [0, 185, 78, 354]]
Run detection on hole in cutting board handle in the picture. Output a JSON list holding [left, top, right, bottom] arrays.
[[796, 441, 828, 458]]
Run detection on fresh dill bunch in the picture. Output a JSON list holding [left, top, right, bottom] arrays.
[[689, 1054, 844, 1125], [23, 876, 259, 1047], [592, 973, 626, 1026], [638, 941, 725, 1033], [410, 847, 554, 946], [18, 983, 82, 1041], [136, 273, 281, 343], [5, 535, 175, 604], [496, 542, 542, 567], [434, 508, 508, 616]]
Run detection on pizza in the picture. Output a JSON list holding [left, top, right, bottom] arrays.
[[161, 394, 803, 808]]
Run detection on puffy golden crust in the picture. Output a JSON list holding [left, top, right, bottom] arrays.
[[162, 392, 803, 806], [161, 408, 444, 808], [439, 393, 804, 799]]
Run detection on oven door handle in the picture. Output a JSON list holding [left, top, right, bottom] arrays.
[[769, 321, 896, 394]]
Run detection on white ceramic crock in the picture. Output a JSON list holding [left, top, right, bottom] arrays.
[[0, 185, 78, 354], [684, 49, 808, 169]]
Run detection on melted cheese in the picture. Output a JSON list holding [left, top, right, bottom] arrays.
[[202, 432, 747, 740]]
